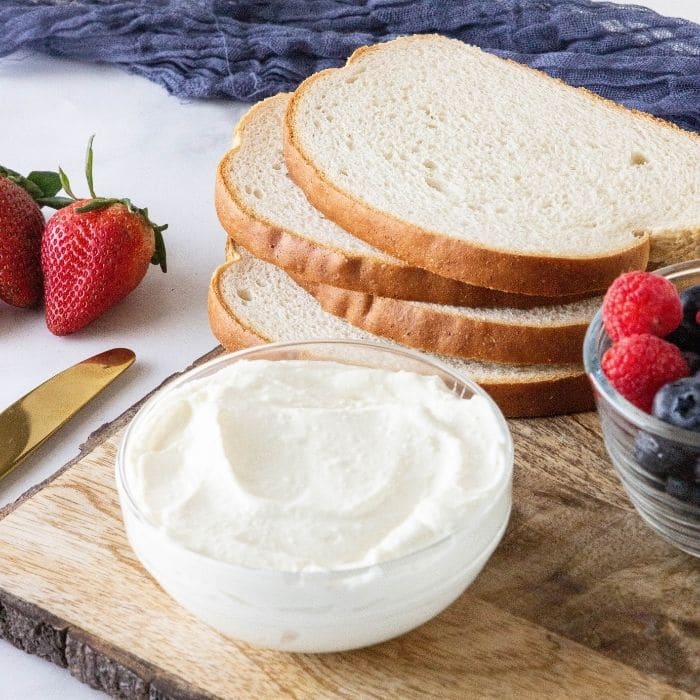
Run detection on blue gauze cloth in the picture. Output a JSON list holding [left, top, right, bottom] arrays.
[[0, 1, 698, 132]]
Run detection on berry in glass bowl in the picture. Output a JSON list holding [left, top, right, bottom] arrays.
[[583, 261, 700, 556]]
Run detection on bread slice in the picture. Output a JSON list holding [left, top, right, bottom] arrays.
[[207, 246, 593, 418], [285, 35, 700, 295], [216, 93, 592, 308], [294, 276, 599, 364]]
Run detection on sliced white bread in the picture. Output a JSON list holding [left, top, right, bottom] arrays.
[[294, 276, 600, 364], [216, 93, 592, 308], [285, 35, 700, 295], [207, 246, 593, 418]]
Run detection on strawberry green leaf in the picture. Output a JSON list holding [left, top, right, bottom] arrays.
[[27, 171, 62, 198], [75, 197, 120, 214], [0, 165, 21, 179], [85, 135, 97, 199], [151, 225, 168, 273], [14, 177, 44, 200], [58, 167, 77, 200], [125, 201, 168, 271], [36, 196, 76, 210], [1, 165, 58, 203]]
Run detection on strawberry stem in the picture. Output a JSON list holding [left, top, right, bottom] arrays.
[[53, 137, 168, 272]]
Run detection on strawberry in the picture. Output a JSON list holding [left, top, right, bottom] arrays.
[[0, 167, 63, 307], [41, 137, 167, 335]]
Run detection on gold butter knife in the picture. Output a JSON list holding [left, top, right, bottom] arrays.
[[0, 348, 135, 481]]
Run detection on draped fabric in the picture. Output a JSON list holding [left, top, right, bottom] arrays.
[[1, 1, 699, 131]]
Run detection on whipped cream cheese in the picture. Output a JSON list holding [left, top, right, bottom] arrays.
[[124, 359, 507, 572]]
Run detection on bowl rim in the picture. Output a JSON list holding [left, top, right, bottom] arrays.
[[583, 259, 700, 448], [116, 338, 514, 576]]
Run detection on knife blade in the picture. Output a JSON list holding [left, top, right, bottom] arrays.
[[0, 348, 135, 481]]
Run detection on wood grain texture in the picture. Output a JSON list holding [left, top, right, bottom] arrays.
[[0, 349, 697, 699]]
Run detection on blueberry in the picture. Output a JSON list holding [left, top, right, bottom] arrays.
[[652, 377, 700, 431], [679, 285, 700, 324], [668, 453, 699, 480], [683, 351, 700, 374], [666, 476, 700, 506], [633, 431, 693, 477], [665, 320, 700, 353], [667, 286, 700, 353]]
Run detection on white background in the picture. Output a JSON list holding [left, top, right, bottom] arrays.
[[0, 1, 697, 697]]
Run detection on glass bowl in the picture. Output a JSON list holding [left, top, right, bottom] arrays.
[[116, 340, 513, 652], [583, 260, 700, 557]]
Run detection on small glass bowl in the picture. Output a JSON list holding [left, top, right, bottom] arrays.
[[583, 260, 700, 557], [116, 340, 513, 652]]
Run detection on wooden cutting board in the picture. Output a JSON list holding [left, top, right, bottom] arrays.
[[0, 348, 697, 699]]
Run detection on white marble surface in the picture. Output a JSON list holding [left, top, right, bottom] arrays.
[[0, 53, 246, 700], [0, 1, 698, 697]]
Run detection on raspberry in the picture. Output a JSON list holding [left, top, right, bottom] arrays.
[[602, 271, 682, 341], [602, 334, 689, 412]]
